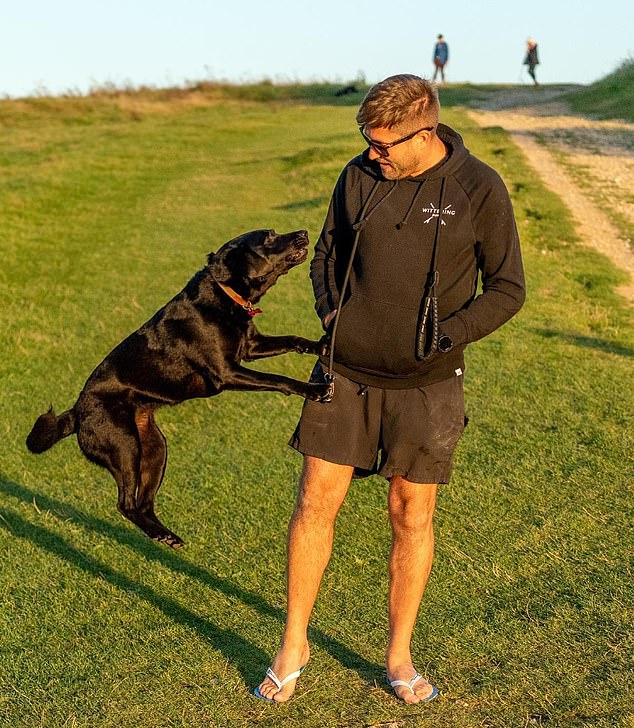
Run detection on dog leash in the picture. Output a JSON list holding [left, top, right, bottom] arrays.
[[322, 179, 386, 401]]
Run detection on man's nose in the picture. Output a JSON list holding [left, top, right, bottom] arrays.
[[367, 146, 380, 161]]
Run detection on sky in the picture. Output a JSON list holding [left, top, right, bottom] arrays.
[[2, 0, 632, 99]]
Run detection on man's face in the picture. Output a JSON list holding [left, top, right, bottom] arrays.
[[364, 126, 429, 180]]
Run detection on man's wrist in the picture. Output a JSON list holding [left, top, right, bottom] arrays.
[[438, 314, 468, 349]]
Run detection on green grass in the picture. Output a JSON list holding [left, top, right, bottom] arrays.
[[564, 58, 634, 121], [1, 88, 633, 728]]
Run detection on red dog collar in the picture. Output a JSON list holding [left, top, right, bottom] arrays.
[[213, 278, 263, 317]]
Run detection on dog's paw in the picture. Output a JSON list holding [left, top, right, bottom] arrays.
[[144, 521, 185, 549], [308, 380, 334, 403], [321, 378, 335, 402], [318, 335, 331, 357], [295, 335, 331, 356], [296, 338, 322, 355]]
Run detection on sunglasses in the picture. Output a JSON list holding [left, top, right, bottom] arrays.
[[360, 125, 434, 158]]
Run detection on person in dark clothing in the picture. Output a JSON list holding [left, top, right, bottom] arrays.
[[524, 38, 540, 85], [432, 34, 449, 83], [255, 74, 525, 705]]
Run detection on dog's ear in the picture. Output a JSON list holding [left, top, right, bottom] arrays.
[[207, 250, 231, 281]]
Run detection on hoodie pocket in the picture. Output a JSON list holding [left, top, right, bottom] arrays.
[[334, 294, 423, 375]]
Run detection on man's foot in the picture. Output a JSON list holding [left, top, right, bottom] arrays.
[[255, 642, 310, 703], [386, 663, 437, 704]]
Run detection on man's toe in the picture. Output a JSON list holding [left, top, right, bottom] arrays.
[[414, 680, 434, 701], [394, 686, 417, 704], [258, 679, 275, 700], [272, 680, 296, 703]]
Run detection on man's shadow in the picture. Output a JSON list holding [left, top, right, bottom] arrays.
[[0, 475, 382, 689]]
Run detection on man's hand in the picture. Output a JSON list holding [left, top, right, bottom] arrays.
[[322, 309, 338, 329]]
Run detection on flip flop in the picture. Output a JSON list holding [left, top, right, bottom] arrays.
[[253, 664, 307, 703], [386, 672, 438, 703]]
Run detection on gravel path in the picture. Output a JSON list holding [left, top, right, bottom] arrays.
[[466, 88, 634, 302]]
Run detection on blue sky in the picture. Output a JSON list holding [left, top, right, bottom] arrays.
[[2, 0, 632, 98]]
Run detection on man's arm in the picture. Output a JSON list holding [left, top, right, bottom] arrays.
[[441, 172, 526, 346]]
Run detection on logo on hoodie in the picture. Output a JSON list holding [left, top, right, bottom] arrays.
[[422, 202, 455, 225]]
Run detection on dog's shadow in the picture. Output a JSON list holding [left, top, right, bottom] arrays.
[[0, 476, 382, 690]]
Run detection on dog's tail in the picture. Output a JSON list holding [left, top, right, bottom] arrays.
[[26, 407, 76, 454]]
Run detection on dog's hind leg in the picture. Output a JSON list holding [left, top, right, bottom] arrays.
[[134, 410, 184, 549], [78, 401, 178, 546]]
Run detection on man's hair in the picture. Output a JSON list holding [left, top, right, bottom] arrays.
[[356, 74, 439, 132]]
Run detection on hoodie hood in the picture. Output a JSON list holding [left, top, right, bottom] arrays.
[[355, 123, 470, 182]]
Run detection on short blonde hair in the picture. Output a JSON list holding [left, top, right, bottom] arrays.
[[356, 74, 439, 132]]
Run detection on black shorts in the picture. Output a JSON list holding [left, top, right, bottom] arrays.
[[289, 363, 466, 484]]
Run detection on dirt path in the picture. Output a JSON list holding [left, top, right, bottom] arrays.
[[465, 88, 634, 302]]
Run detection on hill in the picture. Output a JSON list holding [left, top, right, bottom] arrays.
[[564, 57, 634, 121]]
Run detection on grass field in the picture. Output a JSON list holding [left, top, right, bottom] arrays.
[[1, 86, 633, 728]]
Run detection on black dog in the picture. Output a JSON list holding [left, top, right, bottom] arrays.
[[26, 228, 331, 548], [334, 84, 358, 97]]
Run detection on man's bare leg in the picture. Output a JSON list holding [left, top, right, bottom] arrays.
[[385, 476, 438, 704], [256, 456, 353, 702]]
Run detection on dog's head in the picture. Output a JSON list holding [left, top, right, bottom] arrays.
[[207, 229, 309, 302]]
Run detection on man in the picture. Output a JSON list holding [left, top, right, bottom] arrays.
[[255, 74, 525, 705], [432, 34, 449, 83]]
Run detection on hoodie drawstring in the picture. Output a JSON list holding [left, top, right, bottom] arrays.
[[396, 180, 426, 230]]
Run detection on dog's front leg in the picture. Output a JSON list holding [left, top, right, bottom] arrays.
[[221, 365, 330, 401], [244, 332, 328, 360]]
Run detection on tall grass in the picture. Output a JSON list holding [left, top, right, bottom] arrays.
[[564, 57, 634, 121], [0, 88, 632, 727], [0, 79, 368, 126]]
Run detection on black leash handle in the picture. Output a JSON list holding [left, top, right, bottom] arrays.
[[416, 178, 446, 360]]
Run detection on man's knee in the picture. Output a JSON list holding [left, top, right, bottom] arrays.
[[388, 477, 437, 533], [294, 456, 353, 522]]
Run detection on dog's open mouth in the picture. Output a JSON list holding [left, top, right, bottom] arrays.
[[286, 246, 309, 265]]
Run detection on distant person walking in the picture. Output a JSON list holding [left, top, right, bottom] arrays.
[[432, 34, 449, 83], [524, 38, 539, 85]]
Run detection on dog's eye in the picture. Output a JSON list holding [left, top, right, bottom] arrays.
[[255, 269, 273, 280]]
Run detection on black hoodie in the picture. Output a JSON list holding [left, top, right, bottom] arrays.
[[311, 123, 526, 389]]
